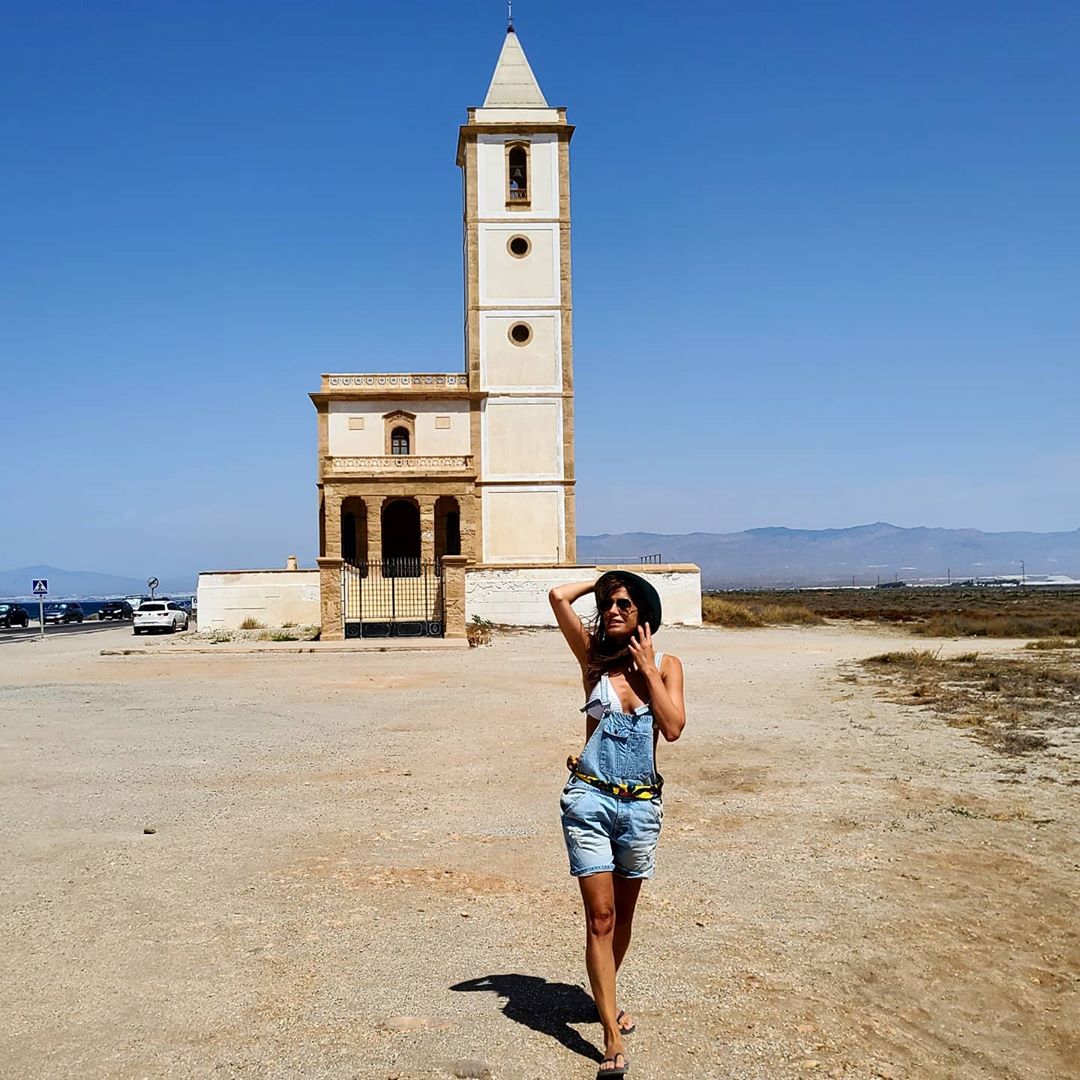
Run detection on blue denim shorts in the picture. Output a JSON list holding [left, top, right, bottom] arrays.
[[559, 776, 663, 879]]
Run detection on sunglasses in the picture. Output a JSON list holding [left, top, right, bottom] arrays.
[[599, 597, 635, 613]]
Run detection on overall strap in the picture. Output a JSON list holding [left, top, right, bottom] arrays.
[[600, 672, 613, 706]]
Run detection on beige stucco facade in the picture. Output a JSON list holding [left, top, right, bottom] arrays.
[[327, 400, 471, 458]]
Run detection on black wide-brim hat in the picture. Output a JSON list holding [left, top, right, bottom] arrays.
[[595, 570, 663, 635]]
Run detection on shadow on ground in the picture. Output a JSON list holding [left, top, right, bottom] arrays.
[[451, 973, 601, 1062]]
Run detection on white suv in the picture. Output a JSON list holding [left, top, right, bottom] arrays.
[[133, 601, 190, 635]]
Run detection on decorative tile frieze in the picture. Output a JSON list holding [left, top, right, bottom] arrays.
[[328, 455, 475, 475], [323, 373, 468, 391]]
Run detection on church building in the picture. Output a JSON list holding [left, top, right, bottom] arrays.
[[197, 23, 701, 637], [311, 26, 579, 638]]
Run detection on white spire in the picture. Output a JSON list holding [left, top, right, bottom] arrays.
[[483, 28, 548, 108]]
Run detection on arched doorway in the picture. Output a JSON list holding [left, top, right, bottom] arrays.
[[341, 496, 443, 639], [435, 496, 461, 565], [340, 496, 367, 566], [382, 498, 421, 576]]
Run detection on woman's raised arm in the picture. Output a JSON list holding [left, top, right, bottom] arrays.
[[548, 580, 595, 668]]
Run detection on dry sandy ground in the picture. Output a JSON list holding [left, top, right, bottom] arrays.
[[0, 624, 1076, 1080]]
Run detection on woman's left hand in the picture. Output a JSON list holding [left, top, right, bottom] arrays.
[[627, 624, 657, 674]]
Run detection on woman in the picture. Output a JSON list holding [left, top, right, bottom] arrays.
[[548, 571, 686, 1079]]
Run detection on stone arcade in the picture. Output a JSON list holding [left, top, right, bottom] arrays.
[[197, 26, 701, 636]]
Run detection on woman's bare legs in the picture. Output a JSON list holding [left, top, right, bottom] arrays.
[[613, 875, 643, 970], [579, 873, 645, 1066], [612, 876, 643, 1032]]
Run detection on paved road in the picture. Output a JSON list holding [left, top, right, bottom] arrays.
[[0, 620, 143, 647]]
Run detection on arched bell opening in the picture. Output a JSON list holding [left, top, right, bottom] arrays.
[[506, 143, 529, 204]]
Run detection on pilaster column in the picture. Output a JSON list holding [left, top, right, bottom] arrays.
[[324, 489, 342, 559], [316, 557, 344, 641], [366, 499, 382, 565], [434, 504, 448, 564], [419, 495, 437, 566], [441, 555, 468, 639], [461, 492, 480, 562]]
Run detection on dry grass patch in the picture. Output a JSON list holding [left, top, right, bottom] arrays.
[[703, 594, 823, 627], [702, 597, 764, 627], [864, 649, 941, 669], [913, 612, 1080, 639], [755, 602, 826, 625], [857, 649, 1080, 757], [722, 587, 1080, 639]]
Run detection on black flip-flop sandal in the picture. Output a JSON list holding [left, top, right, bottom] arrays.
[[596, 1053, 629, 1079], [616, 1009, 636, 1035]]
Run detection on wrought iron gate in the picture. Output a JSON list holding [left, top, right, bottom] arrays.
[[342, 559, 444, 638]]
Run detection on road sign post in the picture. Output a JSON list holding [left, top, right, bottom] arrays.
[[32, 579, 48, 640]]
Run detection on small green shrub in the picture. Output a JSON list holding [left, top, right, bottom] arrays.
[[269, 631, 299, 641], [208, 630, 232, 644], [467, 615, 494, 647]]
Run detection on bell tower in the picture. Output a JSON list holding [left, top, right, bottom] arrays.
[[456, 26, 576, 565]]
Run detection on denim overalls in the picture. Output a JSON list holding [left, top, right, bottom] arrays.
[[559, 655, 665, 879]]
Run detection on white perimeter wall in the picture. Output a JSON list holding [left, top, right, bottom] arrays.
[[197, 571, 320, 630], [465, 565, 702, 627]]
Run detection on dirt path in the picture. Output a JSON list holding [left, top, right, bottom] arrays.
[[0, 625, 1076, 1079]]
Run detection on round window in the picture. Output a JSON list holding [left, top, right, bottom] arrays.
[[509, 322, 532, 346], [507, 235, 531, 258]]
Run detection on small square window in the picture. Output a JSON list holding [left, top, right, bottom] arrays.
[[435, 416, 451, 429], [348, 417, 365, 430]]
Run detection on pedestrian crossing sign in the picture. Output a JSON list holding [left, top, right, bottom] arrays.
[[32, 579, 48, 595]]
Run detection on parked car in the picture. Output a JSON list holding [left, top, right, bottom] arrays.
[[0, 603, 30, 629], [98, 600, 134, 621], [133, 601, 189, 634], [43, 602, 84, 624]]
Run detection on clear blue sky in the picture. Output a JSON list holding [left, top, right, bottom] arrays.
[[2, 0, 1077, 579]]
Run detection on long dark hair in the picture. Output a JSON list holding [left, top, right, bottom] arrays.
[[584, 574, 649, 690]]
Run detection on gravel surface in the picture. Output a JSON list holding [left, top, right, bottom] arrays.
[[1, 624, 1076, 1080]]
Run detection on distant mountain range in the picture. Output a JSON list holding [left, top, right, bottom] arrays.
[[577, 523, 1080, 588], [0, 565, 194, 599], [5, 524, 1080, 596]]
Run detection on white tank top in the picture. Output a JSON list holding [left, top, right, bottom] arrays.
[[587, 652, 665, 716]]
